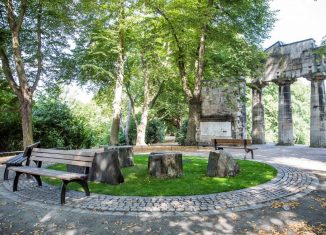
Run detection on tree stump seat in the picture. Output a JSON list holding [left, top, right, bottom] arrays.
[[148, 152, 183, 178], [68, 149, 124, 185], [101, 145, 134, 168], [207, 150, 240, 177]]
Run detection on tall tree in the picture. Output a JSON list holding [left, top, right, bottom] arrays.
[[148, 0, 275, 144], [0, 0, 75, 147], [68, 0, 130, 145], [125, 6, 169, 145], [110, 0, 126, 145]]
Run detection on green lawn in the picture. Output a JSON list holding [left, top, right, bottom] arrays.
[[44, 155, 277, 196]]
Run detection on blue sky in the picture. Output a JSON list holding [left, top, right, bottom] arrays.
[[263, 0, 326, 48]]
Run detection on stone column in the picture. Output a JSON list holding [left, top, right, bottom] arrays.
[[310, 77, 326, 147], [277, 80, 294, 145], [252, 86, 265, 144]]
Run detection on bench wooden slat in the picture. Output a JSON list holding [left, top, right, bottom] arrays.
[[6, 154, 25, 165], [31, 152, 94, 162], [33, 148, 95, 157], [30, 156, 93, 167], [9, 147, 96, 204], [9, 166, 87, 181]]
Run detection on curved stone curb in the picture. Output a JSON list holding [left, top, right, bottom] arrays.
[[0, 164, 319, 217]]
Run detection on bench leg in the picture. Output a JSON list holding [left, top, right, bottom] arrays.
[[4, 166, 9, 181], [13, 172, 22, 192], [61, 180, 68, 204], [79, 180, 90, 196], [244, 149, 254, 160], [31, 174, 42, 186]]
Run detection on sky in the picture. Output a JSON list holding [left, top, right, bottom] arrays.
[[263, 0, 326, 48]]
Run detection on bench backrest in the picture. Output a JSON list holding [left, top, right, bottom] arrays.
[[212, 139, 252, 147], [24, 141, 41, 157], [30, 148, 95, 168]]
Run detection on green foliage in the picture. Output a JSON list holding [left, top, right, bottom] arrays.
[[153, 76, 188, 134], [0, 80, 22, 151], [0, 0, 77, 85], [65, 99, 111, 147], [292, 81, 310, 145], [257, 80, 310, 144], [33, 92, 93, 149], [263, 83, 279, 143], [145, 118, 166, 144], [175, 120, 188, 145], [44, 155, 277, 196]]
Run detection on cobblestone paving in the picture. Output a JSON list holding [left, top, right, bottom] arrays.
[[0, 164, 318, 217]]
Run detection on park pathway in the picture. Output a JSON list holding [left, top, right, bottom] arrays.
[[0, 144, 325, 234]]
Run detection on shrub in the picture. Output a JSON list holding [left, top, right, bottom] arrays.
[[33, 94, 92, 149], [175, 120, 188, 145], [145, 118, 166, 144]]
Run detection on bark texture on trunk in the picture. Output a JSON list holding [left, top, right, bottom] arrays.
[[136, 107, 149, 146], [123, 99, 132, 145], [185, 97, 201, 145], [19, 94, 33, 148], [110, 0, 125, 145]]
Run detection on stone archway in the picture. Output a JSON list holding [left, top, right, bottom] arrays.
[[251, 38, 326, 147]]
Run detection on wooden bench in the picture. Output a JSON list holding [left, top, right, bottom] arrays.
[[2, 142, 40, 180], [8, 148, 96, 204], [212, 139, 258, 159]]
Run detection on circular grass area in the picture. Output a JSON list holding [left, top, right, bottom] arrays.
[[44, 155, 277, 196]]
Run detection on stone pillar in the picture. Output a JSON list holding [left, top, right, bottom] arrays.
[[310, 77, 326, 147], [277, 81, 294, 145], [252, 86, 265, 144]]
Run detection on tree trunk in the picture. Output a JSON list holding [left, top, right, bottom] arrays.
[[184, 2, 210, 145], [1, 0, 42, 149], [19, 95, 33, 148], [136, 106, 149, 146], [109, 0, 125, 145], [148, 152, 183, 178], [124, 99, 132, 145], [185, 97, 201, 145]]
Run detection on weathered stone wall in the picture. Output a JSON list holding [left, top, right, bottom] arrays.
[[264, 39, 317, 82], [253, 38, 326, 146], [198, 81, 246, 143]]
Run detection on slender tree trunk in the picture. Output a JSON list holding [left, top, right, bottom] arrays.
[[19, 95, 33, 147], [110, 76, 123, 145], [135, 55, 150, 146], [136, 106, 149, 146], [124, 99, 132, 145], [110, 0, 125, 145]]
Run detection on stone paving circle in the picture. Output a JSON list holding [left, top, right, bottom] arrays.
[[0, 163, 319, 217]]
